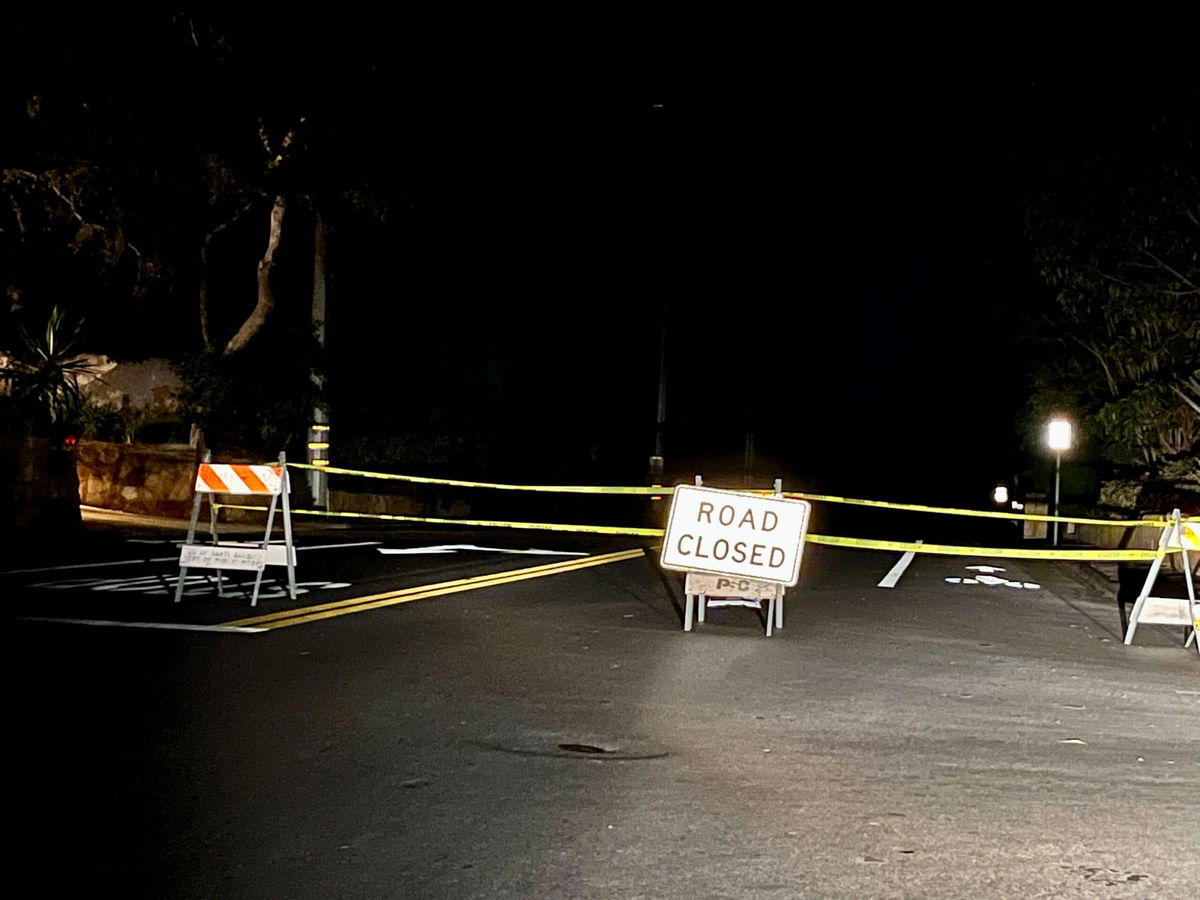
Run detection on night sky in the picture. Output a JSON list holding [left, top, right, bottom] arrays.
[[5, 18, 1197, 501], [320, 29, 1106, 495]]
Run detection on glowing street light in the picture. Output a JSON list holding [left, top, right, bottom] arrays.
[[1046, 418, 1073, 546]]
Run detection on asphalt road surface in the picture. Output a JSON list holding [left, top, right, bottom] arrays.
[[5, 517, 1198, 899]]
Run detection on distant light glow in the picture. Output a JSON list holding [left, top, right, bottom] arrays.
[[1011, 501, 1024, 511], [993, 485, 1009, 504], [1047, 418, 1072, 452]]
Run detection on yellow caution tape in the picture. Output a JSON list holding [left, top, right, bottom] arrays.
[[213, 503, 664, 537], [782, 491, 1186, 527], [284, 462, 1198, 528], [285, 462, 666, 495], [212, 502, 1175, 560], [805, 533, 1172, 561]]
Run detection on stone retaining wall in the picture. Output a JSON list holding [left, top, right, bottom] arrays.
[[76, 440, 199, 519], [73, 443, 470, 523]]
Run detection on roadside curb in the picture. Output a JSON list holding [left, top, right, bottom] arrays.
[[1070, 559, 1118, 593], [1057, 558, 1120, 607]]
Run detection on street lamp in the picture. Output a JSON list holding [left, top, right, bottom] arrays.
[[1046, 417, 1073, 546]]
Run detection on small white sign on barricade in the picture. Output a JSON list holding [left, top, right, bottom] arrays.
[[180, 543, 267, 572], [178, 542, 297, 572]]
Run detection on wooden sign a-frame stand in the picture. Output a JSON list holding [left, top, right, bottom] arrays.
[[1123, 509, 1198, 655], [174, 451, 297, 607]]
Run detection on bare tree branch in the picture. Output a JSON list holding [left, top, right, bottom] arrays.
[[1138, 246, 1200, 294], [1065, 332, 1120, 396], [4, 167, 143, 258], [1174, 382, 1200, 416], [223, 195, 286, 356]]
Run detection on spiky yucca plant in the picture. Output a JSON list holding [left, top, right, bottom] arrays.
[[0, 306, 99, 428]]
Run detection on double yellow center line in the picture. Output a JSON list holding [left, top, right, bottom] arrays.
[[223, 548, 647, 631]]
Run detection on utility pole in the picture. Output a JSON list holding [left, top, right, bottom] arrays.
[[309, 212, 330, 510], [649, 302, 667, 484]]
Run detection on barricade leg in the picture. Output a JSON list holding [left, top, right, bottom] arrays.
[[1181, 540, 1197, 654], [280, 456, 298, 600], [174, 490, 204, 603], [250, 493, 280, 607], [210, 498, 227, 598], [684, 594, 695, 631], [1124, 518, 1176, 645]]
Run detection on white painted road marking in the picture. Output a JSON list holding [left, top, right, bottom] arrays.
[[2, 541, 382, 575], [18, 617, 266, 633], [946, 565, 1040, 590], [24, 574, 355, 598], [877, 540, 923, 588], [377, 544, 587, 557]]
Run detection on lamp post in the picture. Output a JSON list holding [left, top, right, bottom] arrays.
[[1046, 418, 1073, 546]]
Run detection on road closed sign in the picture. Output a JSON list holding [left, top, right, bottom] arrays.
[[660, 485, 812, 586]]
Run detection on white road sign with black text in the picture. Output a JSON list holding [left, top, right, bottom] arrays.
[[660, 485, 811, 586]]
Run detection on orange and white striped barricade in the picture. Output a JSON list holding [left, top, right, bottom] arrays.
[[1123, 509, 1198, 655], [174, 451, 297, 606]]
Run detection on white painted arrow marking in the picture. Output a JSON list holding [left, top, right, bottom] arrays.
[[945, 573, 1041, 590]]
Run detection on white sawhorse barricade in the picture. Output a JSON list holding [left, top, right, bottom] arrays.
[[174, 452, 297, 607], [1123, 509, 1198, 655]]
